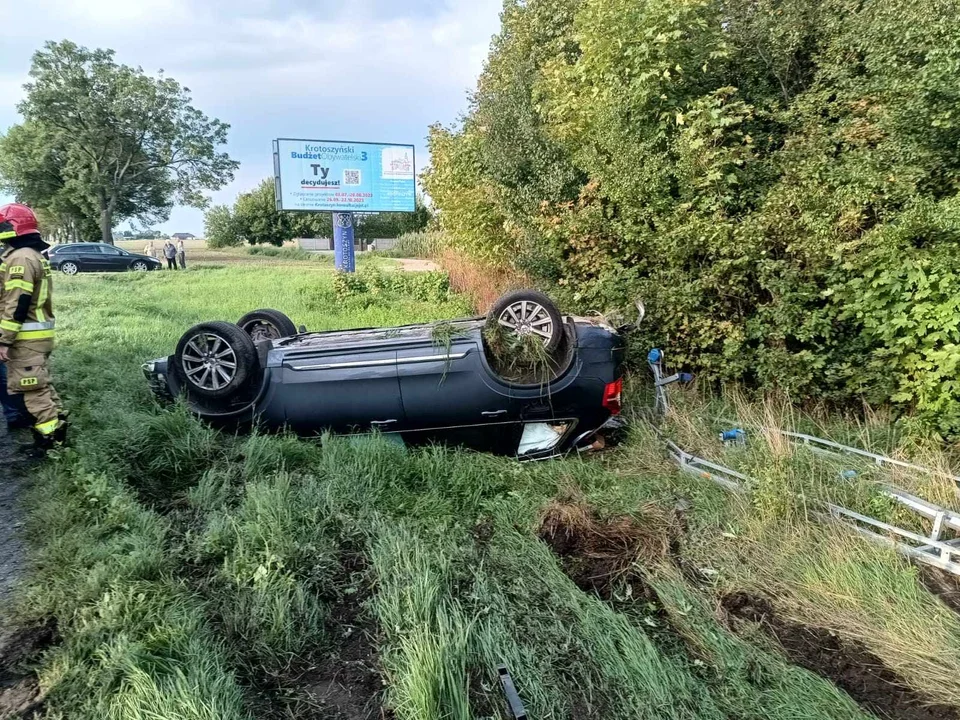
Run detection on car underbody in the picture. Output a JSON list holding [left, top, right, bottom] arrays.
[[145, 292, 635, 459]]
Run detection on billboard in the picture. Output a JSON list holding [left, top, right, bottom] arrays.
[[273, 138, 416, 213]]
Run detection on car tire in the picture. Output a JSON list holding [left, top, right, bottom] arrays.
[[131, 260, 150, 272], [174, 321, 258, 399], [486, 289, 564, 353], [237, 309, 298, 342], [60, 261, 80, 276]]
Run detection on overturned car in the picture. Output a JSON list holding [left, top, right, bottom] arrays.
[[143, 290, 639, 459]]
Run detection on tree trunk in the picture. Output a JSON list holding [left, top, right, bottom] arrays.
[[99, 205, 114, 245]]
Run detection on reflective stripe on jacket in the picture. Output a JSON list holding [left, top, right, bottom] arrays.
[[0, 246, 54, 345]]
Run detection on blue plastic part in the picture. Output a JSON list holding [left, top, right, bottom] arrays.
[[679, 372, 694, 383], [720, 428, 746, 442], [647, 348, 663, 364], [840, 469, 858, 480]]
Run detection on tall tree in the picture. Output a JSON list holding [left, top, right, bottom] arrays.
[[5, 40, 238, 243]]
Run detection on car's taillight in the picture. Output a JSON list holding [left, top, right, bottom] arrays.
[[602, 378, 623, 415]]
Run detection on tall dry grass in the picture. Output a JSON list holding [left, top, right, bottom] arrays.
[[436, 247, 530, 312]]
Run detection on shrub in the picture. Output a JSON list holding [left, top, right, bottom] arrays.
[[424, 0, 960, 433], [333, 268, 450, 304]]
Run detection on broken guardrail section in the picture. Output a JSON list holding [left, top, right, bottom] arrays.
[[646, 349, 960, 577]]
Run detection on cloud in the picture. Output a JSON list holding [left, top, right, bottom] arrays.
[[0, 0, 501, 233]]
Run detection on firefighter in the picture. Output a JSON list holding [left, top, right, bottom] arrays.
[[0, 203, 66, 454]]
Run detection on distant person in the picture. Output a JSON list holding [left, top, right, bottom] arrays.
[[144, 241, 156, 260], [177, 238, 186, 269], [163, 240, 177, 270]]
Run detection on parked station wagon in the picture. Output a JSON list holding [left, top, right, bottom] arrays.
[[143, 290, 639, 459]]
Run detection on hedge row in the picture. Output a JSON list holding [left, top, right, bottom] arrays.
[[424, 0, 960, 436]]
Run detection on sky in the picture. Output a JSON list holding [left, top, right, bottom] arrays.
[[0, 0, 502, 235]]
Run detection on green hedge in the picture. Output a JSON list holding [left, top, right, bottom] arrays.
[[424, 0, 960, 436]]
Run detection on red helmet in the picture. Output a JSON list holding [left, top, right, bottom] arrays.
[[0, 203, 40, 241]]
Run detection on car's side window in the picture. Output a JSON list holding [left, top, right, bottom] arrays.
[[57, 246, 81, 254], [100, 246, 122, 255]]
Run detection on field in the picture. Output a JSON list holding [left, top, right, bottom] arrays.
[[114, 238, 401, 269], [5, 260, 960, 720]]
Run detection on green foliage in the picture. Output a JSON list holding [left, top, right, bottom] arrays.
[[355, 194, 434, 240], [373, 230, 444, 258], [426, 0, 960, 433], [231, 179, 296, 246], [333, 267, 451, 304], [246, 244, 320, 261], [204, 205, 242, 248], [194, 470, 340, 670], [212, 178, 337, 246], [1, 40, 237, 243]]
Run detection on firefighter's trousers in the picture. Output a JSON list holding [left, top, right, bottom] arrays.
[[6, 338, 61, 435]]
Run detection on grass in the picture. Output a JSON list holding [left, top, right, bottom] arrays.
[[12, 257, 960, 719], [114, 237, 401, 270], [482, 323, 557, 385], [369, 231, 444, 259]]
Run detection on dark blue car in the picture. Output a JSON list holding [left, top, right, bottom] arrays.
[[143, 291, 635, 459], [49, 243, 163, 274]]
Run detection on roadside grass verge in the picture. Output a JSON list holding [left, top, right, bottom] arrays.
[[614, 383, 960, 708], [115, 238, 401, 269], [14, 263, 960, 719]]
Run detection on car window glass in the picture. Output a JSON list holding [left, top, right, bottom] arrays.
[[100, 246, 122, 255], [517, 421, 571, 456], [56, 246, 81, 254]]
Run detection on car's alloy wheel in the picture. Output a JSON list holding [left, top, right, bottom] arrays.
[[181, 333, 239, 393], [174, 321, 258, 399], [497, 300, 555, 344], [486, 289, 564, 354], [132, 261, 149, 271], [60, 261, 79, 276]]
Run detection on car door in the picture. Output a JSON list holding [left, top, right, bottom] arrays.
[[52, 246, 81, 268], [97, 245, 128, 270], [396, 336, 516, 430], [272, 346, 405, 433], [75, 244, 109, 271]]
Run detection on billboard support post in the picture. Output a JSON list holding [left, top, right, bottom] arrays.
[[333, 212, 356, 272]]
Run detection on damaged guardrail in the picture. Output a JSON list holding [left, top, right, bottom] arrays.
[[646, 349, 960, 577]]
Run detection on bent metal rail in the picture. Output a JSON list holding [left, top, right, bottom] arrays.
[[646, 350, 960, 577]]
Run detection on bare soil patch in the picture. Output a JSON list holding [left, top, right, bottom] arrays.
[[722, 592, 959, 720], [394, 258, 439, 272], [0, 622, 56, 720], [537, 495, 676, 601]]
